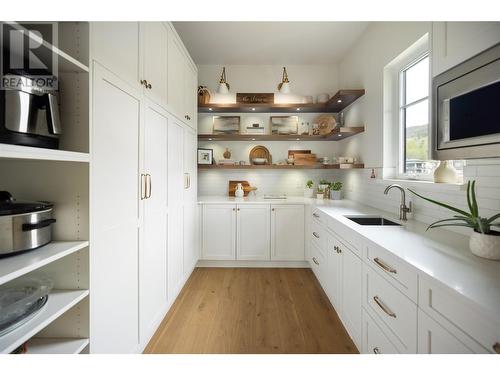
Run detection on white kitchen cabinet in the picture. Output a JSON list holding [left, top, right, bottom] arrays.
[[432, 22, 500, 76], [167, 31, 186, 122], [362, 309, 401, 354], [202, 204, 237, 260], [236, 205, 271, 260], [418, 310, 476, 354], [184, 62, 198, 129], [91, 63, 140, 353], [139, 100, 169, 345], [270, 205, 304, 261], [167, 119, 186, 300], [183, 127, 198, 275], [91, 22, 140, 90], [325, 233, 342, 310], [141, 22, 169, 108], [340, 243, 362, 348]]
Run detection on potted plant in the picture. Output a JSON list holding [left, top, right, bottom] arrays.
[[319, 179, 330, 199], [329, 181, 343, 200], [408, 180, 500, 260], [316, 187, 325, 199], [304, 180, 314, 198]]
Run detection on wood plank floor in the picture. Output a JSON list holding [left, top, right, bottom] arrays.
[[144, 268, 358, 354]]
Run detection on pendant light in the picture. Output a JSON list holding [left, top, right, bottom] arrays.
[[217, 67, 230, 94], [277, 67, 291, 94]]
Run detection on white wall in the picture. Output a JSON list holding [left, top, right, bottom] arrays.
[[198, 64, 343, 196], [335, 22, 500, 235]]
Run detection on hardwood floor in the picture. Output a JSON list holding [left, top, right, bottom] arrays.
[[144, 268, 358, 354]]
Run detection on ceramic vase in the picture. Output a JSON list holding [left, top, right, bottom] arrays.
[[330, 190, 342, 200], [434, 160, 458, 183], [469, 231, 500, 260], [235, 183, 244, 198], [304, 188, 314, 198]]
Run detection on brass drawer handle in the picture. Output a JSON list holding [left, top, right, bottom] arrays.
[[313, 213, 320, 218], [312, 232, 320, 238], [493, 342, 500, 354], [374, 257, 397, 274], [373, 296, 396, 318], [373, 347, 381, 354], [312, 257, 319, 266]]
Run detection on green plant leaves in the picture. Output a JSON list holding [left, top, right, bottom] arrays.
[[407, 188, 471, 218], [426, 217, 472, 231], [470, 180, 479, 217]]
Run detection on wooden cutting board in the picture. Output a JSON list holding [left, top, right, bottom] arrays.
[[288, 149, 311, 158], [228, 181, 257, 197], [293, 153, 317, 165]]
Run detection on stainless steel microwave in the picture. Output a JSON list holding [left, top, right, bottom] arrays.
[[432, 43, 500, 160]]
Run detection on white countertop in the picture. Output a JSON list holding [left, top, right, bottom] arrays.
[[198, 195, 500, 318]]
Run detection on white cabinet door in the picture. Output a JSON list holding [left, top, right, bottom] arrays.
[[236, 205, 270, 260], [91, 63, 140, 353], [139, 101, 168, 345], [141, 22, 168, 108], [325, 234, 342, 310], [341, 245, 362, 349], [91, 22, 140, 90], [184, 62, 197, 129], [167, 32, 186, 122], [418, 310, 476, 354], [183, 127, 198, 274], [362, 309, 401, 354], [167, 119, 185, 300], [202, 204, 236, 260], [432, 22, 500, 76], [270, 205, 304, 261]]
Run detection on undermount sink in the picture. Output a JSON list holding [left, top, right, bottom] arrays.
[[344, 216, 401, 226]]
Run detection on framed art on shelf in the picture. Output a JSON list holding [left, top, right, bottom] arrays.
[[271, 116, 299, 135], [198, 148, 214, 165], [213, 116, 240, 134]]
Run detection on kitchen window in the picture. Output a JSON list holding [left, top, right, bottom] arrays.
[[398, 53, 463, 180]]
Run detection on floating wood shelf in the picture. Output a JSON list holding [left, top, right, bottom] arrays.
[[198, 127, 364, 142], [199, 89, 365, 113], [198, 163, 364, 170]]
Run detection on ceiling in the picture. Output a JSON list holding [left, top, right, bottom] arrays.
[[173, 22, 370, 65]]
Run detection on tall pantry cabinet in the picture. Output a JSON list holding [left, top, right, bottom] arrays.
[[90, 22, 198, 353]]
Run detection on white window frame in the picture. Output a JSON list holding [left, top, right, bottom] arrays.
[[397, 52, 433, 180]]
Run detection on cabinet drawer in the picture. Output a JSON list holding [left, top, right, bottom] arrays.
[[364, 264, 417, 353], [362, 308, 401, 354], [310, 242, 325, 281], [365, 241, 417, 302], [310, 219, 326, 251], [311, 208, 326, 224], [419, 276, 499, 353]]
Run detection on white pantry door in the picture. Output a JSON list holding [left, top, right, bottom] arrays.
[[139, 100, 169, 345], [183, 127, 198, 275], [167, 119, 185, 300], [91, 63, 140, 353]]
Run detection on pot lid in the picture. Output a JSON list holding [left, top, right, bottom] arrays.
[[0, 191, 53, 216]]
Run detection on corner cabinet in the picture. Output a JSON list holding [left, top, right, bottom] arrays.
[[90, 22, 198, 353]]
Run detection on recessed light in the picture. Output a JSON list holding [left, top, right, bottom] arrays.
[[337, 99, 342, 103], [208, 138, 213, 141], [252, 138, 256, 141], [337, 134, 342, 137], [296, 138, 300, 141], [251, 108, 256, 111], [208, 108, 213, 111], [296, 108, 301, 111]]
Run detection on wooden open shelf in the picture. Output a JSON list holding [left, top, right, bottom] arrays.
[[198, 163, 364, 170], [199, 127, 364, 142], [199, 89, 365, 113]]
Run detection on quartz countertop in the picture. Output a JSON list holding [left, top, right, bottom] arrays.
[[198, 195, 500, 318]]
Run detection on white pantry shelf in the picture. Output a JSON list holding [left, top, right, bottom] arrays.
[[26, 338, 89, 354], [0, 241, 89, 286], [0, 289, 89, 354], [0, 144, 89, 163]]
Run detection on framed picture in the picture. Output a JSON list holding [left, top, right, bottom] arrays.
[[271, 116, 299, 135], [197, 148, 214, 165], [213, 116, 240, 134]]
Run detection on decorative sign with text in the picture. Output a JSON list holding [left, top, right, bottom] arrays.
[[236, 93, 274, 104]]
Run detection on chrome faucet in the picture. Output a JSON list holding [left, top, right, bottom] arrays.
[[384, 184, 412, 221]]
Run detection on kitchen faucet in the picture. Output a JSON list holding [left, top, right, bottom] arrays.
[[383, 184, 412, 221]]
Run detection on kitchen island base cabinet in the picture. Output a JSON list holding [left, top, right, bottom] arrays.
[[237, 205, 270, 260], [202, 204, 237, 260], [271, 205, 305, 261]]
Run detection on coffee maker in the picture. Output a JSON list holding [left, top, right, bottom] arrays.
[[0, 74, 62, 149]]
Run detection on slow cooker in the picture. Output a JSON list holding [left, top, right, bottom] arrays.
[[0, 191, 56, 257]]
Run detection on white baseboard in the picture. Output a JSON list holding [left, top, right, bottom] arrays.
[[197, 260, 310, 268]]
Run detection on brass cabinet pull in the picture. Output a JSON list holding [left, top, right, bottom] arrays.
[[140, 174, 146, 200], [493, 342, 500, 354], [313, 213, 320, 218], [237, 208, 240, 211], [373, 296, 396, 318], [140, 79, 148, 87], [146, 174, 152, 198], [312, 232, 320, 238], [147, 83, 152, 89], [373, 347, 381, 354], [312, 257, 319, 265], [272, 208, 275, 211], [184, 173, 189, 189], [374, 257, 397, 274], [232, 208, 236, 211]]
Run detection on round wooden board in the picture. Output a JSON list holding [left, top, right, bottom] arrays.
[[249, 145, 272, 164], [316, 115, 337, 135]]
